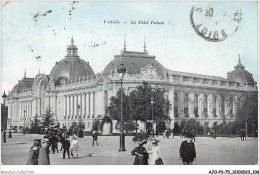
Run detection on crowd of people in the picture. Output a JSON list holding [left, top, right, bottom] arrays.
[[25, 126, 255, 165], [26, 128, 98, 165]]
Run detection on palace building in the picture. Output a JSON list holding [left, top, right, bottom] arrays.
[[5, 37, 258, 133]]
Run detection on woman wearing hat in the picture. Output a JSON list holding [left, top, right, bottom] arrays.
[[70, 135, 79, 159], [38, 138, 50, 165], [26, 139, 41, 165], [131, 142, 149, 165], [179, 131, 196, 165], [147, 138, 164, 165]]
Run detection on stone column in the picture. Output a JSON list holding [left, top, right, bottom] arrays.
[[216, 94, 221, 118], [178, 91, 184, 118], [65, 96, 67, 116], [198, 93, 204, 118], [80, 94, 82, 116], [90, 93, 93, 116], [168, 88, 174, 128], [208, 94, 213, 118], [68, 95, 71, 116], [233, 96, 238, 117], [71, 95, 74, 117], [83, 93, 86, 116], [93, 92, 96, 116], [188, 92, 194, 118]]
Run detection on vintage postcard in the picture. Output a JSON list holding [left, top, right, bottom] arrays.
[[1, 1, 259, 174]]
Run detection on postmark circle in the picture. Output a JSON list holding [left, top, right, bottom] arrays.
[[190, 3, 242, 42]]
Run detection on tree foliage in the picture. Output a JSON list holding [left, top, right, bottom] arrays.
[[129, 81, 171, 123], [107, 81, 172, 133], [107, 88, 130, 122], [235, 93, 258, 134], [39, 107, 56, 128]]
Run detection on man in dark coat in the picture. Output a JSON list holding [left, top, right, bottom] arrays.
[[179, 131, 196, 165], [38, 138, 50, 165], [62, 138, 71, 159], [51, 135, 59, 153], [240, 129, 246, 141], [191, 129, 196, 142]]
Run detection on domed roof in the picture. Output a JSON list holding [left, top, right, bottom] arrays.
[[50, 37, 95, 84], [227, 55, 254, 85], [103, 44, 165, 77], [12, 77, 34, 93]]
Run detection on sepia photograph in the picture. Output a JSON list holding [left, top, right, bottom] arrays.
[[1, 1, 259, 174]]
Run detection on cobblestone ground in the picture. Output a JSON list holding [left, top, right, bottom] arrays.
[[1, 133, 258, 165]]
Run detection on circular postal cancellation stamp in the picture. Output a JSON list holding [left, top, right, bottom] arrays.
[[190, 3, 242, 42]]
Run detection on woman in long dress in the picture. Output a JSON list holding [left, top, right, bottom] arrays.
[[70, 135, 79, 159], [131, 142, 149, 165], [26, 139, 41, 165], [147, 138, 164, 165]]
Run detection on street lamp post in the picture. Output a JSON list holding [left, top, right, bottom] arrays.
[[151, 96, 154, 138], [117, 63, 126, 152], [23, 109, 26, 135], [2, 91, 7, 143]]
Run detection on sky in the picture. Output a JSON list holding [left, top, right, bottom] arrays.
[[1, 1, 258, 94]]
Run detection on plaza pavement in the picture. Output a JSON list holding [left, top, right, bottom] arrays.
[[1, 133, 258, 165]]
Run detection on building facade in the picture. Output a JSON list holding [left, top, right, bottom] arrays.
[[6, 38, 258, 133]]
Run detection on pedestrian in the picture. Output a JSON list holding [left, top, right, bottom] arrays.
[[26, 139, 41, 165], [9, 130, 12, 138], [52, 135, 59, 153], [179, 131, 196, 165], [147, 138, 163, 165], [70, 135, 79, 159], [62, 137, 71, 159], [92, 130, 99, 146], [38, 138, 50, 165], [60, 133, 65, 151], [191, 129, 196, 142], [240, 129, 246, 141], [131, 142, 149, 165]]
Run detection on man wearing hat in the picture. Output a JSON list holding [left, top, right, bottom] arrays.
[[179, 131, 196, 165], [26, 139, 41, 165], [38, 138, 50, 165]]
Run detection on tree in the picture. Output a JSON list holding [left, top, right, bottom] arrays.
[[30, 114, 41, 134], [235, 93, 258, 135], [107, 88, 130, 122], [129, 81, 171, 132], [39, 107, 56, 128]]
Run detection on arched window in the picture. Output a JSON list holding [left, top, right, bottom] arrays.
[[184, 93, 189, 117], [213, 95, 217, 117], [174, 92, 178, 117], [204, 94, 208, 117], [194, 94, 199, 117]]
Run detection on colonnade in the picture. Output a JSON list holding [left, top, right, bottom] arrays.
[[173, 91, 240, 119]]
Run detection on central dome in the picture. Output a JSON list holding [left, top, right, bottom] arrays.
[[50, 38, 95, 85], [227, 56, 254, 85], [103, 46, 165, 77]]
